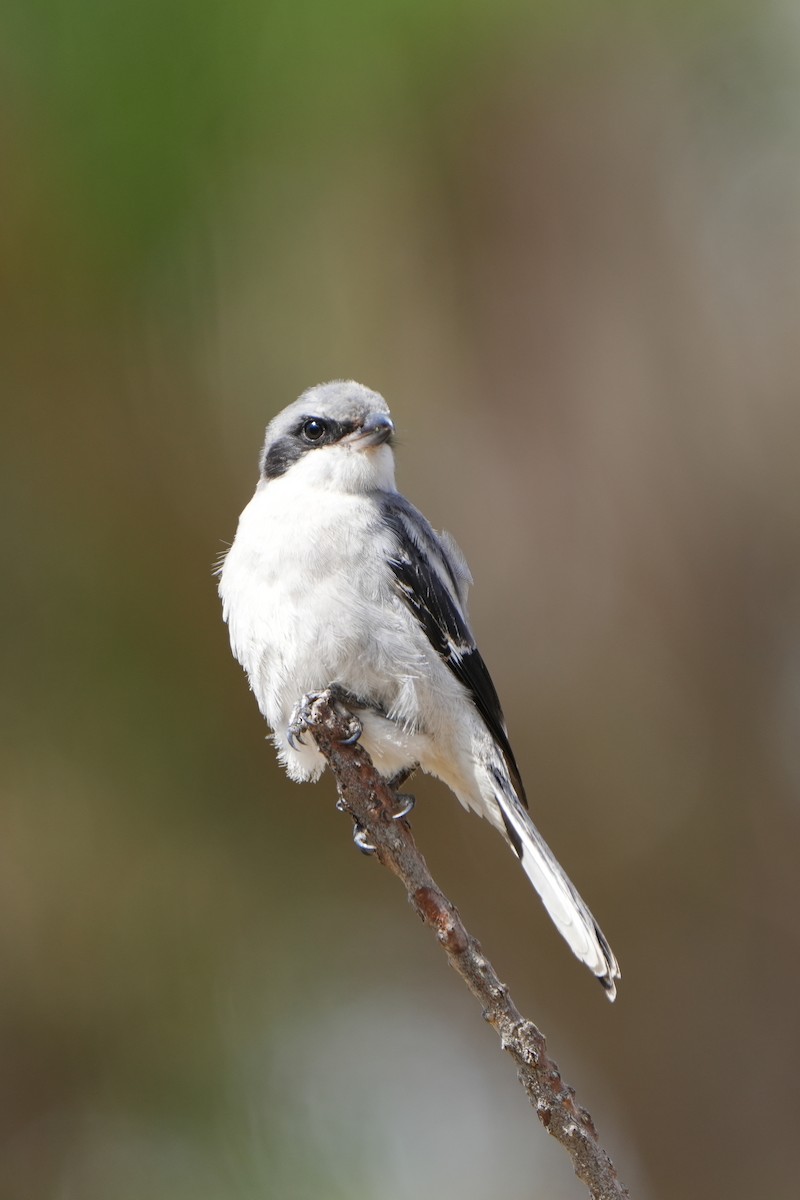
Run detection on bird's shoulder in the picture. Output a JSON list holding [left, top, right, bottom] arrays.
[[376, 491, 472, 613]]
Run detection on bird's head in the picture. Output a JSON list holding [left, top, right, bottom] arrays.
[[259, 380, 397, 494]]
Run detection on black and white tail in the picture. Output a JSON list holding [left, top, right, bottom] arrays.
[[496, 788, 620, 1000]]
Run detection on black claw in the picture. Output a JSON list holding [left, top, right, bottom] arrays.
[[390, 793, 415, 820], [287, 695, 313, 750], [335, 796, 347, 812], [286, 727, 306, 750], [353, 826, 377, 855], [338, 724, 362, 746]]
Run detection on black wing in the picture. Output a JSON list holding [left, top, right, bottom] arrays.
[[379, 493, 528, 809]]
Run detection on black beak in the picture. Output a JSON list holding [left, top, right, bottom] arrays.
[[349, 412, 395, 448]]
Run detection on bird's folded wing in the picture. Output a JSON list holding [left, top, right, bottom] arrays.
[[379, 493, 528, 809]]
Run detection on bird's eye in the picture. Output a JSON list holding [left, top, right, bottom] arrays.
[[302, 418, 326, 442]]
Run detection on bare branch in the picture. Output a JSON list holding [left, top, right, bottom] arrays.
[[302, 689, 630, 1200]]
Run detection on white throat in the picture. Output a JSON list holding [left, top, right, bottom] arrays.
[[277, 441, 397, 495]]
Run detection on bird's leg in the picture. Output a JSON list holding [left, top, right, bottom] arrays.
[[286, 684, 367, 749], [347, 773, 415, 850], [327, 682, 393, 745], [384, 763, 418, 820], [290, 686, 408, 851], [385, 764, 416, 791], [338, 772, 416, 851]]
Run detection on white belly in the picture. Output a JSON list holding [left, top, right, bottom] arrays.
[[219, 476, 444, 781]]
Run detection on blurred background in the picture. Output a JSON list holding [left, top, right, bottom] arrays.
[[3, 1, 800, 1197]]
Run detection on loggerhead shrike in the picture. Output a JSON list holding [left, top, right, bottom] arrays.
[[218, 380, 620, 999]]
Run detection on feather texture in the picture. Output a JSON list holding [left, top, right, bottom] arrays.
[[219, 381, 620, 999]]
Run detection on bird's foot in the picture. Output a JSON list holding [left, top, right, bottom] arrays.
[[334, 800, 376, 853], [326, 682, 364, 708], [389, 792, 415, 820], [286, 693, 318, 749], [327, 683, 371, 745], [384, 764, 417, 820], [337, 719, 363, 746], [352, 825, 377, 854], [286, 685, 366, 749]]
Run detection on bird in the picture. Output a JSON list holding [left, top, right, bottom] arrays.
[[218, 380, 620, 999]]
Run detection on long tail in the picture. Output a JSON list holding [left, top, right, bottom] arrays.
[[495, 786, 620, 1000]]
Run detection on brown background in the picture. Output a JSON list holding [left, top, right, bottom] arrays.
[[3, 3, 799, 1197]]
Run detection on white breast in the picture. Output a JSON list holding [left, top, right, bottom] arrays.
[[219, 445, 486, 792], [219, 471, 420, 735]]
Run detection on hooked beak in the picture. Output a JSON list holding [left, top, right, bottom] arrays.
[[348, 412, 395, 449]]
